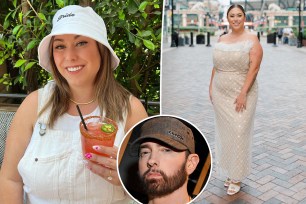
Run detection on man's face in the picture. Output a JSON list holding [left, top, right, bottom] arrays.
[[138, 141, 188, 198]]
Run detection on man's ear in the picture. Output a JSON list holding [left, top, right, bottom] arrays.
[[186, 154, 200, 175]]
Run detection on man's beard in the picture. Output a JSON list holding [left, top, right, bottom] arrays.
[[140, 161, 188, 198]]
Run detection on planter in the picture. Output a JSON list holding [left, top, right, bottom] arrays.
[[196, 34, 205, 44], [288, 37, 297, 46], [267, 33, 276, 44]]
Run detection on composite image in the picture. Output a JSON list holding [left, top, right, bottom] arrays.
[[0, 0, 306, 204]]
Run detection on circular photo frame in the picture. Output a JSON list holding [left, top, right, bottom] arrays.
[[117, 115, 212, 204]]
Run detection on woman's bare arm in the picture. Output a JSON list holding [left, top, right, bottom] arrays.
[[235, 35, 263, 112], [0, 91, 38, 203], [209, 68, 216, 103], [124, 96, 148, 133]]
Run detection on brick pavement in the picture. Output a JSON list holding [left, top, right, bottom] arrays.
[[161, 34, 306, 204]]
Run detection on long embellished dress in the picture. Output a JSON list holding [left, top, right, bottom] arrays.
[[212, 40, 258, 181]]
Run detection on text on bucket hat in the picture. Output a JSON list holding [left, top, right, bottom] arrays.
[[38, 5, 120, 72], [132, 116, 195, 154]]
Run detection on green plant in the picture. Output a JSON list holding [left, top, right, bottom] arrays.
[[270, 27, 277, 33], [255, 26, 268, 33], [292, 27, 298, 38], [95, 0, 161, 104], [0, 0, 161, 113], [0, 0, 54, 93]]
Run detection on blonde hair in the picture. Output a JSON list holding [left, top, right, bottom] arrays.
[[39, 39, 131, 127]]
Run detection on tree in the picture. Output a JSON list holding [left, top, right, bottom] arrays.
[[0, 0, 161, 114]]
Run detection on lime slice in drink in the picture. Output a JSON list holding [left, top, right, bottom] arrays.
[[101, 123, 115, 133]]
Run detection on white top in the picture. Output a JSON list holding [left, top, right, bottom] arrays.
[[17, 81, 131, 204]]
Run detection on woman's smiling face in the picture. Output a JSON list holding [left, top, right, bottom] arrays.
[[52, 34, 101, 87], [227, 7, 246, 31]]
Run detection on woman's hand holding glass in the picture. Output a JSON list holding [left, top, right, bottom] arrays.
[[84, 145, 120, 186]]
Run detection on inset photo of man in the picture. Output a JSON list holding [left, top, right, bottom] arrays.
[[118, 115, 212, 204]]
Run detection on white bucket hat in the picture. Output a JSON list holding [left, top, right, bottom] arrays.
[[38, 5, 120, 72]]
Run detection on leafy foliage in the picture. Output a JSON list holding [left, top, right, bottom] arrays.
[[0, 0, 161, 114]]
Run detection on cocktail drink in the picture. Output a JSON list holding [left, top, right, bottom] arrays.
[[80, 116, 118, 157]]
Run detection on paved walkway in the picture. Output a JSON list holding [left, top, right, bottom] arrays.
[[161, 34, 306, 203]]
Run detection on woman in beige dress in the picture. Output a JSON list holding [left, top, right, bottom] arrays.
[[209, 4, 263, 195]]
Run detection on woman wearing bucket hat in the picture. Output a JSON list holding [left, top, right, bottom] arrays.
[[0, 5, 147, 204]]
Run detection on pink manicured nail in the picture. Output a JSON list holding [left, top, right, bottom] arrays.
[[85, 153, 92, 159], [93, 145, 101, 151]]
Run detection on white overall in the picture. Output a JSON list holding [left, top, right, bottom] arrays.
[[18, 81, 131, 204]]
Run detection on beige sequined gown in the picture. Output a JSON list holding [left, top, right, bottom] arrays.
[[212, 40, 258, 181]]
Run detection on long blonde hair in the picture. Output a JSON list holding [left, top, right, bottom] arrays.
[[39, 39, 131, 127]]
